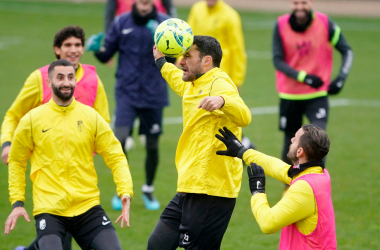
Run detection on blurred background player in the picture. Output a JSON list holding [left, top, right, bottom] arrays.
[[187, 0, 254, 149], [149, 36, 251, 249], [5, 59, 133, 250], [104, 0, 177, 32], [1, 26, 111, 250], [216, 125, 336, 249], [272, 0, 353, 165], [102, 0, 177, 149], [87, 0, 175, 211]]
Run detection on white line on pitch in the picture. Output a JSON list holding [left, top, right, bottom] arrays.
[[162, 98, 380, 125]]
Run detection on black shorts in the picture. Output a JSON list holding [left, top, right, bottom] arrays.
[[114, 104, 163, 136], [160, 193, 236, 249], [34, 205, 115, 250], [279, 96, 329, 132]]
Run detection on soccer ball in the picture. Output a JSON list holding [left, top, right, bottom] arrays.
[[154, 18, 194, 58]]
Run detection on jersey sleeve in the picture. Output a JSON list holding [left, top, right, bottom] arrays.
[[92, 76, 111, 123], [8, 113, 34, 206], [226, 11, 247, 86], [328, 18, 354, 80], [211, 78, 251, 127], [1, 70, 41, 146], [243, 149, 291, 184], [250, 180, 316, 234], [94, 113, 133, 198], [160, 62, 189, 98], [272, 22, 300, 80]]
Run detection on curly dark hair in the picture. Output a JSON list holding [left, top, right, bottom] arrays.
[[53, 26, 85, 59]]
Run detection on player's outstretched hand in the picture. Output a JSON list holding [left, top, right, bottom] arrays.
[[4, 207, 30, 234], [1, 145, 10, 165], [247, 163, 266, 195], [328, 76, 345, 95], [153, 45, 165, 61], [115, 196, 131, 228], [85, 32, 104, 52], [198, 96, 224, 112], [304, 74, 324, 89], [215, 127, 248, 159]]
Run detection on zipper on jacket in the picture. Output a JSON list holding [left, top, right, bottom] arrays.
[[63, 109, 73, 215]]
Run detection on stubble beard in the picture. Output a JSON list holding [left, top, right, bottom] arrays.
[[52, 83, 74, 102]]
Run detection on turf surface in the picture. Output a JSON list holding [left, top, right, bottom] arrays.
[[0, 1, 379, 249]]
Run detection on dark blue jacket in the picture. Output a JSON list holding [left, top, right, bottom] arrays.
[[95, 9, 170, 109]]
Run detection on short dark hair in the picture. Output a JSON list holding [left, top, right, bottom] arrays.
[[193, 35, 222, 68], [53, 26, 85, 59], [299, 124, 330, 162], [48, 59, 75, 79]]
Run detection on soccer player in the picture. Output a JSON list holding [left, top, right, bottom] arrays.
[[149, 35, 251, 249], [273, 0, 353, 165], [187, 0, 254, 149], [0, 26, 111, 250], [216, 125, 336, 249], [88, 0, 175, 211], [4, 59, 133, 250], [1, 26, 110, 165]]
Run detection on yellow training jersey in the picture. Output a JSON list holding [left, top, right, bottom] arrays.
[[242, 149, 321, 235], [187, 0, 247, 86], [8, 98, 133, 217], [1, 63, 110, 146], [161, 63, 251, 198]]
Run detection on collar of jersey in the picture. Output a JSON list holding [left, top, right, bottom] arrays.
[[75, 63, 84, 82], [293, 166, 324, 180], [208, 0, 223, 12], [48, 98, 77, 113], [192, 67, 220, 86]]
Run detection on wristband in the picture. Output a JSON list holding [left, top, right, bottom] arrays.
[[297, 70, 307, 82], [12, 201, 24, 210]]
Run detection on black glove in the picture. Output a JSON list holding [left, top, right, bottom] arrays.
[[247, 163, 266, 195], [304, 74, 324, 89], [328, 76, 346, 95], [215, 127, 248, 159]]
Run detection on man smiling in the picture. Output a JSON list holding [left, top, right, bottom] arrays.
[[5, 60, 133, 250], [1, 26, 110, 250], [1, 26, 110, 165]]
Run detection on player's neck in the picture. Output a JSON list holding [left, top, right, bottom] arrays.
[[52, 95, 73, 107]]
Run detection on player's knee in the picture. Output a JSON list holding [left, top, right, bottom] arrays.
[[38, 234, 63, 250], [146, 136, 159, 151], [147, 233, 162, 250]]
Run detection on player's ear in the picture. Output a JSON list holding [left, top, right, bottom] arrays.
[[53, 46, 61, 58], [296, 147, 304, 158], [203, 55, 213, 67], [46, 78, 52, 88]]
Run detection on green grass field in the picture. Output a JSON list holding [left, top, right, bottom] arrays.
[[0, 1, 380, 249]]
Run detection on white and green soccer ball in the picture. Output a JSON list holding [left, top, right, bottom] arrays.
[[154, 18, 194, 58]]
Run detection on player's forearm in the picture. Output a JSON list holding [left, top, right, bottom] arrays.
[[8, 162, 27, 205], [160, 61, 187, 97], [93, 79, 111, 123], [0, 113, 19, 145], [220, 95, 251, 127], [251, 193, 283, 234], [336, 35, 354, 79], [243, 149, 291, 184], [104, 0, 117, 33], [272, 23, 300, 80]]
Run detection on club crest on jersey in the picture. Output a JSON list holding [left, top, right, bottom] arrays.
[[40, 219, 46, 230], [77, 120, 83, 132]]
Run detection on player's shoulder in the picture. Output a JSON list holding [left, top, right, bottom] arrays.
[[157, 12, 171, 22]]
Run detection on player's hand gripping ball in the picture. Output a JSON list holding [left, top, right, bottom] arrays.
[[154, 18, 194, 58]]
